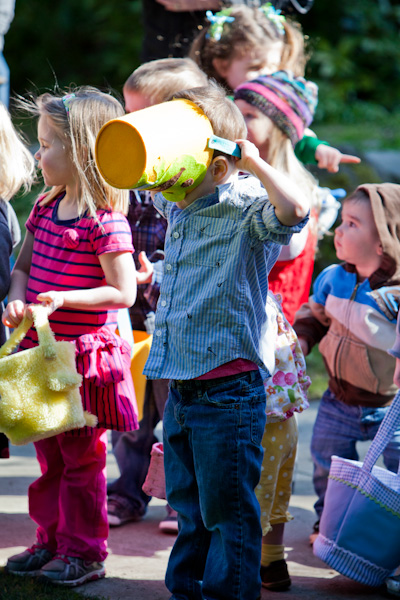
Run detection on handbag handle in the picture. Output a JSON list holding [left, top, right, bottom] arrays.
[[362, 390, 400, 474], [0, 305, 57, 360]]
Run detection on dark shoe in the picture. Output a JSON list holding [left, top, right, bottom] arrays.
[[6, 544, 53, 576], [107, 497, 145, 527], [40, 555, 105, 587], [260, 559, 291, 591], [309, 519, 320, 545]]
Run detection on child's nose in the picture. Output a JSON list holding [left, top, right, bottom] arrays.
[[34, 149, 40, 161]]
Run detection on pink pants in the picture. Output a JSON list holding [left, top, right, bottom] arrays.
[[30, 429, 108, 562]]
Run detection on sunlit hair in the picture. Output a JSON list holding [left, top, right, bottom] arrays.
[[169, 81, 247, 161], [0, 102, 35, 201], [18, 86, 129, 218], [124, 58, 209, 106], [267, 125, 321, 227], [189, 5, 307, 93]]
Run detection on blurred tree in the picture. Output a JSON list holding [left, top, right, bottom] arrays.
[[302, 0, 400, 122], [3, 0, 399, 123], [5, 0, 143, 97]]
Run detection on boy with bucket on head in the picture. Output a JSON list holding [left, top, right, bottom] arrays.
[[96, 80, 309, 600], [107, 57, 209, 534]]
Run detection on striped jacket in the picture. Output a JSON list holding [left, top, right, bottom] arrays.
[[294, 263, 399, 407]]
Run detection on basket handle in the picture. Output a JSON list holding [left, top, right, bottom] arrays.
[[362, 390, 400, 474], [0, 304, 57, 360]]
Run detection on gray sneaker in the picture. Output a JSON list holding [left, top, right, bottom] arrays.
[[387, 574, 400, 597], [6, 544, 53, 576], [40, 555, 105, 587]]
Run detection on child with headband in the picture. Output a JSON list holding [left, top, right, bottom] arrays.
[[3, 87, 138, 587], [190, 3, 360, 173], [234, 70, 317, 589], [235, 69, 326, 323]]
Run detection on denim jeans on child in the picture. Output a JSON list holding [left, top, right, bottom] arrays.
[[311, 388, 400, 519], [108, 378, 169, 517], [163, 369, 266, 600]]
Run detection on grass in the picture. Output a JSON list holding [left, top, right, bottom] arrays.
[[0, 567, 107, 600]]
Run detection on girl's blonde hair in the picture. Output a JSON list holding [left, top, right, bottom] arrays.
[[267, 125, 321, 228], [124, 58, 209, 106], [0, 103, 35, 201], [189, 5, 307, 93], [20, 86, 129, 217]]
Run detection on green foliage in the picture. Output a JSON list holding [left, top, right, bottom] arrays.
[[6, 0, 143, 97], [305, 345, 327, 400], [302, 0, 400, 122], [3, 0, 400, 128]]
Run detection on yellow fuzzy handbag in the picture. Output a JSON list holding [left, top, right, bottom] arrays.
[[0, 305, 97, 445]]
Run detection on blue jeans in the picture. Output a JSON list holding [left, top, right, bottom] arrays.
[[108, 378, 169, 516], [163, 370, 266, 600], [311, 389, 400, 519]]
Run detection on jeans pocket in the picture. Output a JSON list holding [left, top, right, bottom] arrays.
[[251, 400, 266, 446]]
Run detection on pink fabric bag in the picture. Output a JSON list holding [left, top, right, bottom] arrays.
[[142, 441, 166, 500]]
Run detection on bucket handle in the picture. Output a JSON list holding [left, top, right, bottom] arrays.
[[362, 390, 400, 475], [0, 305, 57, 360]]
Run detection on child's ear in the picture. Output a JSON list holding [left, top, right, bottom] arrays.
[[212, 57, 230, 78], [210, 156, 230, 183]]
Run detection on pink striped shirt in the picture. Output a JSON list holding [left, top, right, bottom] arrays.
[[20, 194, 138, 434]]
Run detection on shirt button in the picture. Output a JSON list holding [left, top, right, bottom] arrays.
[[173, 231, 180, 239], [156, 330, 162, 337], [161, 300, 167, 307], [166, 263, 172, 271]]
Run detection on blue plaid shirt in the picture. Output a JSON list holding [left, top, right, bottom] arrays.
[[127, 191, 168, 332], [144, 175, 308, 380]]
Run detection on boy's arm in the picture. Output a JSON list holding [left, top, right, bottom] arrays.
[[293, 298, 330, 356], [236, 139, 309, 226]]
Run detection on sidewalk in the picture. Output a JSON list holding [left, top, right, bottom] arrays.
[[0, 400, 385, 600]]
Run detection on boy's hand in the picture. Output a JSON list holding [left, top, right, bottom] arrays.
[[136, 251, 154, 285], [234, 139, 261, 175], [34, 291, 65, 317], [315, 144, 361, 173], [298, 337, 309, 357], [394, 358, 400, 388], [2, 299, 26, 328]]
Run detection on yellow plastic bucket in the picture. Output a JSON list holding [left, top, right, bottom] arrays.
[[130, 331, 153, 422], [95, 99, 214, 202]]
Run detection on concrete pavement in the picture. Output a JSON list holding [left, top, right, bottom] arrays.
[[0, 400, 388, 599]]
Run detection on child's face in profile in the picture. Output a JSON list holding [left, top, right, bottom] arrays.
[[123, 88, 152, 113], [334, 199, 382, 277], [235, 99, 274, 162], [215, 42, 283, 91]]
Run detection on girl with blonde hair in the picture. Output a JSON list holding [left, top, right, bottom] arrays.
[[3, 86, 138, 587]]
